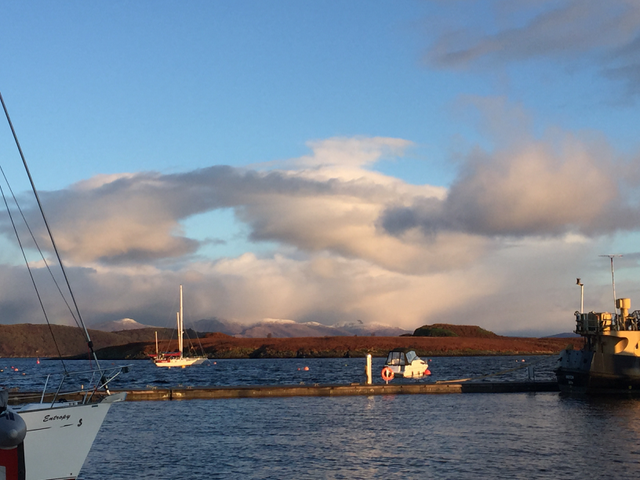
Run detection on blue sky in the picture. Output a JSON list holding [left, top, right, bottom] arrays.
[[1, 1, 640, 335]]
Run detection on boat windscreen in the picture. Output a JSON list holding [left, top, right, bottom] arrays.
[[405, 351, 418, 363], [386, 351, 405, 365]]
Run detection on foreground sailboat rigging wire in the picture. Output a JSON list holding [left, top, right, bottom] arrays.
[[0, 91, 128, 480]]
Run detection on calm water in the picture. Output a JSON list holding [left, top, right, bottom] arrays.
[[0, 354, 561, 391], [82, 393, 640, 479], [4, 356, 640, 478]]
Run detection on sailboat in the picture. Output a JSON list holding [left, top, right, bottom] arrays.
[[0, 91, 127, 480], [150, 284, 207, 368]]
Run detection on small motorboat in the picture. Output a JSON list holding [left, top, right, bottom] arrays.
[[382, 348, 431, 380]]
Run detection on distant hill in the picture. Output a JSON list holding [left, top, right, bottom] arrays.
[[192, 318, 244, 335], [413, 324, 499, 338], [0, 324, 187, 358], [544, 332, 580, 338], [336, 322, 409, 337]]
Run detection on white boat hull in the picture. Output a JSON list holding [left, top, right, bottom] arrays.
[[153, 356, 207, 368], [11, 393, 126, 480]]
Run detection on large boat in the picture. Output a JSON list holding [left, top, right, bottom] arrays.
[[0, 91, 127, 479], [1, 368, 127, 480], [150, 285, 207, 368], [556, 276, 640, 394]]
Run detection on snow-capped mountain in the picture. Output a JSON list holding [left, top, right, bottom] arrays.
[[91, 316, 410, 337], [92, 318, 157, 332]]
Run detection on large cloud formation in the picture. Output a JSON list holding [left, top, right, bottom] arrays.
[[381, 121, 639, 239], [1, 123, 638, 336], [27, 137, 463, 274], [3, 2, 640, 335]]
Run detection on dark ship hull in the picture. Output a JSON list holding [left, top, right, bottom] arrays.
[[556, 347, 640, 394]]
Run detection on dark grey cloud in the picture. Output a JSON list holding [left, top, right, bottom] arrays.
[[379, 196, 444, 236], [425, 1, 640, 92]]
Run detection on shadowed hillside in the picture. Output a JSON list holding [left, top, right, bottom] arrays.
[[0, 324, 194, 358], [95, 331, 583, 360], [0, 323, 584, 359]]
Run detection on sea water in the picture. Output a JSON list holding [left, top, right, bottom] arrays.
[[83, 393, 640, 479], [3, 356, 640, 479]]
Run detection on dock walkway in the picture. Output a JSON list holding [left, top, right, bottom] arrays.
[[118, 381, 558, 401], [8, 381, 558, 404]]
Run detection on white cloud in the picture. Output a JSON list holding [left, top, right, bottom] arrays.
[[381, 97, 640, 238], [2, 131, 638, 335]]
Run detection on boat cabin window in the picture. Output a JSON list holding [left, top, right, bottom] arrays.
[[386, 351, 406, 365], [405, 351, 418, 363]]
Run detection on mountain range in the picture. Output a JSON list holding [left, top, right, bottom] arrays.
[[92, 317, 410, 338]]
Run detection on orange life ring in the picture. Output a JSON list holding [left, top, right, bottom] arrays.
[[381, 367, 394, 381]]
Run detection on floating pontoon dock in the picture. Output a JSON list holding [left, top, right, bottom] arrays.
[[7, 381, 558, 404]]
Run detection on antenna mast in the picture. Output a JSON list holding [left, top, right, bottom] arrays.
[[576, 278, 584, 314], [600, 254, 622, 314]]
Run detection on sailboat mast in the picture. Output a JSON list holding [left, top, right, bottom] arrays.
[[179, 284, 184, 356], [176, 312, 181, 356]]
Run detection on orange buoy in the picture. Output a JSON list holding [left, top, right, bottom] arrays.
[[381, 367, 394, 382], [304, 366, 309, 371], [424, 369, 431, 376]]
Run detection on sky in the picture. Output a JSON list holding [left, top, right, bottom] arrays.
[[1, 0, 640, 336]]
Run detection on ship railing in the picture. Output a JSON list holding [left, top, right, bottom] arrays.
[[575, 311, 613, 334], [624, 310, 640, 331], [9, 364, 130, 407], [611, 312, 640, 332], [576, 310, 640, 334]]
